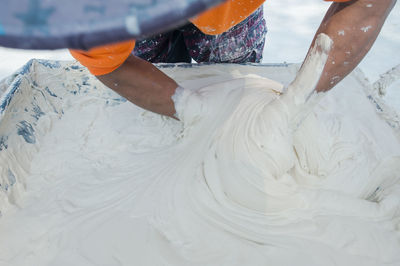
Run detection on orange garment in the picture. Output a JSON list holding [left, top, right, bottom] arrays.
[[69, 40, 136, 76], [190, 0, 265, 35], [71, 0, 350, 76]]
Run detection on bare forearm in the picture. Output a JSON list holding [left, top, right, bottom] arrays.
[[97, 55, 178, 117], [310, 0, 396, 92]]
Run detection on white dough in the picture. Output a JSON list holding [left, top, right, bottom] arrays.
[[0, 59, 399, 266]]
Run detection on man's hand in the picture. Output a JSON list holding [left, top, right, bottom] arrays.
[[96, 54, 179, 118], [308, 0, 396, 92]]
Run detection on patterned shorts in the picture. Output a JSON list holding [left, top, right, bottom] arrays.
[[133, 7, 267, 63]]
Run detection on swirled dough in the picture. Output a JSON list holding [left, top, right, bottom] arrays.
[[0, 62, 399, 266]]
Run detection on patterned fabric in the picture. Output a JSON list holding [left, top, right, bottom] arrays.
[[133, 7, 267, 64]]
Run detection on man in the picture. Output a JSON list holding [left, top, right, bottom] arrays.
[[70, 0, 396, 119]]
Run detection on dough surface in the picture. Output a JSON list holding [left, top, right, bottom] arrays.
[[0, 61, 399, 266]]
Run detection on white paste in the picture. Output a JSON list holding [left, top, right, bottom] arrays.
[[361, 26, 372, 33], [0, 56, 400, 265]]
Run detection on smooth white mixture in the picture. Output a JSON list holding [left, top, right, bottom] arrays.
[[0, 57, 399, 265]]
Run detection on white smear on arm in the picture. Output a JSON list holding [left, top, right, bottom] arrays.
[[361, 25, 372, 33]]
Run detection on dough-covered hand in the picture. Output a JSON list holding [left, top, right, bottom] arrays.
[[281, 33, 333, 131], [171, 86, 203, 122]]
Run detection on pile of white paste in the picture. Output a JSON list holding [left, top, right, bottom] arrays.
[[0, 57, 399, 266]]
